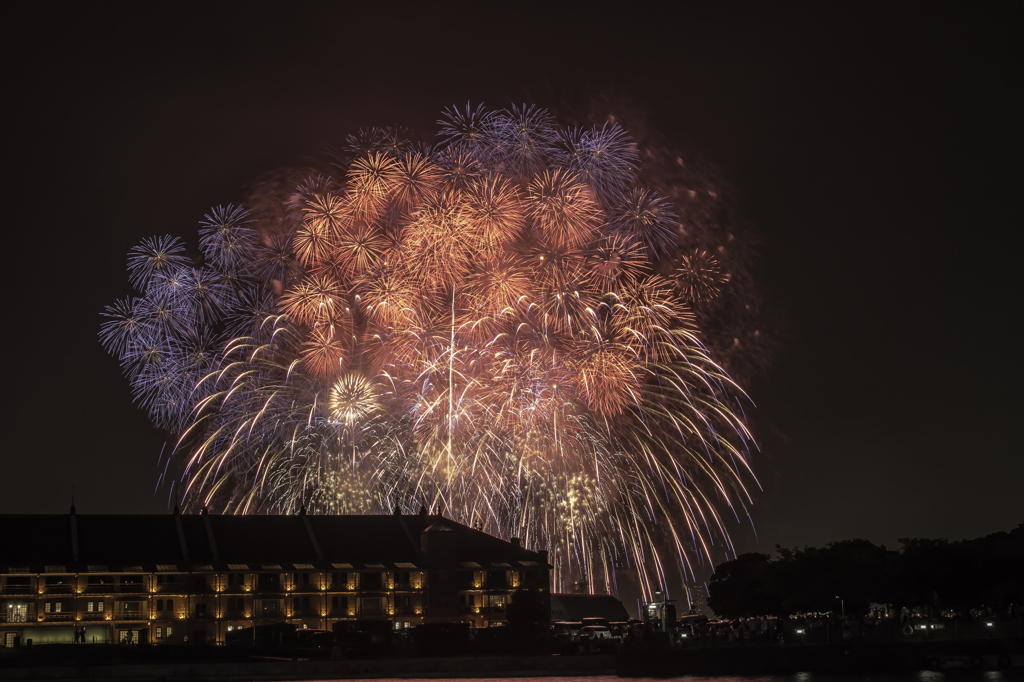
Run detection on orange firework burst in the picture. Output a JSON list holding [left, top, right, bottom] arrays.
[[103, 103, 760, 603]]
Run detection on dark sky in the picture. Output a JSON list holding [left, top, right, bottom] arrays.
[[6, 4, 1020, 556]]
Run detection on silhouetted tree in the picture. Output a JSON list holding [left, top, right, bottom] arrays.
[[707, 522, 1023, 619]]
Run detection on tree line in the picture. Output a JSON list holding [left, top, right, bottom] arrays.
[[707, 523, 1023, 619]]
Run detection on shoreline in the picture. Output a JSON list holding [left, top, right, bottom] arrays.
[[0, 655, 616, 681], [2, 638, 1023, 682]]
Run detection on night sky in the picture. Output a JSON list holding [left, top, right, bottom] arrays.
[[6, 5, 1019, 558]]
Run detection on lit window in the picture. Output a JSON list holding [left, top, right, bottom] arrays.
[[156, 627, 163, 639], [166, 626, 173, 637], [55, 603, 62, 613], [87, 601, 95, 613], [45, 603, 51, 613], [98, 601, 104, 612]]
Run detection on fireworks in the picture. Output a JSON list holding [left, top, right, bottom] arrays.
[[102, 103, 758, 597]]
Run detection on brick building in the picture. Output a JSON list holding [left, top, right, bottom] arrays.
[[0, 507, 549, 646]]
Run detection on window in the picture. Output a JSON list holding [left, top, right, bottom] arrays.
[[237, 573, 244, 586], [331, 596, 338, 608], [87, 601, 95, 612], [227, 574, 235, 586], [156, 627, 163, 639], [362, 597, 381, 616], [157, 575, 163, 585], [98, 601, 104, 612], [122, 601, 141, 614], [157, 599, 164, 611], [469, 594, 475, 606], [195, 604, 206, 618], [45, 602, 51, 613], [292, 597, 299, 611], [166, 626, 173, 637], [302, 573, 309, 585], [165, 599, 172, 612], [55, 602, 62, 613]]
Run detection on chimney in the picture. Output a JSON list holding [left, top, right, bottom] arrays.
[[201, 506, 219, 562], [69, 503, 79, 563], [173, 502, 189, 562], [300, 507, 325, 562]]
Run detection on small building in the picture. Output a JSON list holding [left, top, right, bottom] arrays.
[[549, 593, 628, 622], [0, 508, 549, 647]]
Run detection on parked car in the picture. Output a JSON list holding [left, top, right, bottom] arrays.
[[579, 625, 613, 641], [551, 621, 584, 642]]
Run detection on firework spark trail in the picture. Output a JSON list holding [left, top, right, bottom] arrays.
[[101, 103, 760, 598]]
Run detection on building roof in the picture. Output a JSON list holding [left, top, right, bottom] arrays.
[[0, 512, 547, 573]]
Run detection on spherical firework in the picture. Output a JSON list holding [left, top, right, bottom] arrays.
[[675, 248, 726, 303], [101, 103, 760, 599], [329, 373, 381, 427]]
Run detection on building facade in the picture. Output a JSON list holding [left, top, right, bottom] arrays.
[[0, 508, 549, 646]]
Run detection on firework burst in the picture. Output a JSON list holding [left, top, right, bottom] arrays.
[[102, 103, 759, 598]]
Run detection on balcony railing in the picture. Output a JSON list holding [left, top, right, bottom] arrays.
[[0, 612, 32, 623], [392, 581, 413, 591], [42, 585, 75, 594], [218, 585, 249, 594], [151, 584, 183, 594], [289, 584, 321, 593], [115, 611, 146, 621], [289, 607, 321, 618], [84, 584, 144, 594], [1, 585, 34, 595], [41, 613, 75, 622]]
